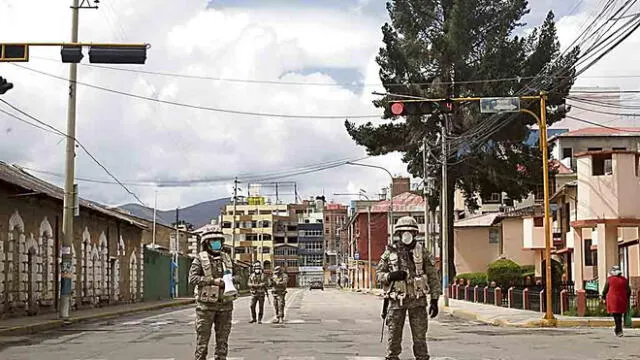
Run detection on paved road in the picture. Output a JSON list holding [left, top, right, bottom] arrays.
[[1, 288, 639, 359]]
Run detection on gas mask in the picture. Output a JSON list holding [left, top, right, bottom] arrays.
[[401, 231, 415, 246], [208, 239, 223, 252]]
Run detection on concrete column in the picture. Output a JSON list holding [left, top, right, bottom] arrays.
[[597, 223, 618, 293], [574, 228, 584, 290]]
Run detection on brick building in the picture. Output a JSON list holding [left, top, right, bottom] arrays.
[[323, 203, 347, 284], [0, 162, 145, 317]]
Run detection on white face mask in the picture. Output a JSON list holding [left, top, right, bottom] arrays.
[[254, 269, 261, 274], [401, 232, 414, 245]]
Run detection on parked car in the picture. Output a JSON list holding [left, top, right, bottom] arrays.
[[309, 281, 324, 290]]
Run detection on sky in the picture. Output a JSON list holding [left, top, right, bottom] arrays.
[[0, 0, 639, 211]]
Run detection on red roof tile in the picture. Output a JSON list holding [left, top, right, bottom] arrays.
[[558, 127, 640, 137]]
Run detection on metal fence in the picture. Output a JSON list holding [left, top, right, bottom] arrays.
[[487, 287, 495, 305], [528, 290, 541, 312], [477, 287, 485, 303], [511, 289, 524, 309]]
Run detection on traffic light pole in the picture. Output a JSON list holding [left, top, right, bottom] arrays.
[[440, 120, 449, 308], [60, 0, 80, 320]]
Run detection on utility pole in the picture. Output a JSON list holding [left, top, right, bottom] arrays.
[[441, 119, 449, 307], [423, 136, 431, 254], [152, 190, 157, 248], [174, 207, 180, 298], [60, 0, 81, 320], [367, 205, 372, 290], [231, 178, 238, 261]]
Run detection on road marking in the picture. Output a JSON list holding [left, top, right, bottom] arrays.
[[355, 319, 374, 324], [149, 321, 171, 326], [323, 319, 340, 324], [121, 321, 142, 326], [286, 319, 305, 324], [277, 357, 315, 360]]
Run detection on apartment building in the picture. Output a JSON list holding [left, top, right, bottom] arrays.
[[323, 203, 347, 284], [220, 196, 289, 269]]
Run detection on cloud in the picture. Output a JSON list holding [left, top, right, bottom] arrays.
[[2, 1, 629, 213]]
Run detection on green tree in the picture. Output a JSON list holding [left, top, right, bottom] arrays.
[[345, 2, 578, 281]]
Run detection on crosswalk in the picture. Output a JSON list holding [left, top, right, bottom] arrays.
[[74, 357, 460, 360]]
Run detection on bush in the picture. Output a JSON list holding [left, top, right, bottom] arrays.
[[455, 272, 488, 287], [520, 265, 535, 274], [487, 258, 522, 289]]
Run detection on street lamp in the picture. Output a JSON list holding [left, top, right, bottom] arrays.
[[347, 162, 395, 290]]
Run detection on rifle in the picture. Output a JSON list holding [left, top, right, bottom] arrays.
[[380, 280, 395, 343]]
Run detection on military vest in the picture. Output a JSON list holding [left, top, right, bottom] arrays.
[[272, 274, 287, 295], [249, 273, 267, 295], [384, 242, 430, 303], [195, 251, 233, 304]]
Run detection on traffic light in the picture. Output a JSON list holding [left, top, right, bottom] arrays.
[[441, 98, 454, 113], [0, 44, 29, 62], [61, 46, 84, 63], [0, 76, 13, 95], [89, 45, 147, 64], [388, 101, 439, 116]]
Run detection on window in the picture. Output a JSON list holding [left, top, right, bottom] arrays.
[[260, 210, 271, 215], [562, 147, 572, 159], [483, 193, 502, 204], [234, 247, 246, 254], [262, 220, 270, 227], [489, 228, 500, 244], [584, 239, 597, 266], [592, 154, 612, 176], [222, 221, 232, 228], [613, 147, 627, 151], [251, 220, 257, 228], [262, 234, 272, 241], [262, 246, 270, 254], [287, 237, 298, 243], [247, 210, 256, 215], [587, 147, 602, 152], [414, 216, 425, 224], [325, 228, 329, 234], [534, 217, 544, 227], [287, 259, 298, 267]]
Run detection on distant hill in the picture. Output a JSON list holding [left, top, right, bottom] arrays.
[[119, 198, 230, 229]]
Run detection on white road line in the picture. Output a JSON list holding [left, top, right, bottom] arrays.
[[323, 319, 340, 324], [355, 319, 374, 324], [121, 321, 142, 326], [277, 357, 315, 360], [286, 319, 305, 324]]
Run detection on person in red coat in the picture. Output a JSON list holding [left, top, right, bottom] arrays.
[[602, 265, 632, 337]]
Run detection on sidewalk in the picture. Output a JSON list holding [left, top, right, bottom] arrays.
[[0, 298, 195, 337], [444, 299, 640, 328]]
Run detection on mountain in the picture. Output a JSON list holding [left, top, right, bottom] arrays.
[[118, 198, 231, 229]]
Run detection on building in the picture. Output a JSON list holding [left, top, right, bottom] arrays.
[[346, 179, 436, 290], [118, 212, 198, 257], [453, 208, 539, 274], [297, 197, 325, 286], [0, 162, 145, 317], [323, 202, 347, 285], [554, 150, 640, 292], [273, 210, 299, 286], [220, 197, 289, 269], [549, 127, 640, 171]]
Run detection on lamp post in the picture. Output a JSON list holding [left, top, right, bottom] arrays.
[[347, 162, 395, 291]]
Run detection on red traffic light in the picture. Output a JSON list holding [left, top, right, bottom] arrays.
[[391, 102, 405, 115]]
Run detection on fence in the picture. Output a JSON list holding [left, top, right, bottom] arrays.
[[143, 247, 195, 300], [446, 281, 615, 316]]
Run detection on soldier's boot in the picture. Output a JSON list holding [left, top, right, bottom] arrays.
[[272, 318, 280, 324], [248, 319, 256, 323], [258, 316, 262, 324], [279, 316, 284, 324]]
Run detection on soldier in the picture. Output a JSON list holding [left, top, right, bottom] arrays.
[[377, 216, 442, 360], [248, 261, 269, 324], [270, 266, 288, 324], [189, 230, 237, 360]]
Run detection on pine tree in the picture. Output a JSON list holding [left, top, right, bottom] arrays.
[[345, 1, 578, 279]]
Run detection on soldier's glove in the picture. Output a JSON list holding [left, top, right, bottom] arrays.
[[388, 270, 408, 282], [428, 299, 439, 318]]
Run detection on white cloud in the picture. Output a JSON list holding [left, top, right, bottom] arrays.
[[3, 1, 631, 213]]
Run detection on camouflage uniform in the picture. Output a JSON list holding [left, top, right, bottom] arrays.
[[271, 270, 288, 323], [377, 241, 442, 360], [248, 272, 269, 322], [189, 250, 235, 360]]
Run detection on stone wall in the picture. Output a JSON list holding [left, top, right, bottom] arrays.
[[0, 185, 144, 317]]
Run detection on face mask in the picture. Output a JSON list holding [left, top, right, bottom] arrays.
[[401, 232, 414, 245], [254, 269, 261, 274], [208, 239, 222, 251]]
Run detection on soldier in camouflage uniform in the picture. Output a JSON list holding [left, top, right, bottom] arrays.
[[189, 230, 237, 360], [377, 216, 442, 360], [248, 261, 269, 324], [270, 266, 288, 324]]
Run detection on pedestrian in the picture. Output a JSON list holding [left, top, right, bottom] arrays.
[[189, 229, 238, 360], [248, 261, 269, 324], [271, 266, 288, 323], [377, 216, 442, 360], [602, 265, 631, 337]]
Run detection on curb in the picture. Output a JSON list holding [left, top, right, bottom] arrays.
[[0, 299, 195, 337], [444, 307, 640, 328]]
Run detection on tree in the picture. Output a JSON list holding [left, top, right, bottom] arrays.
[[345, 1, 578, 281]]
